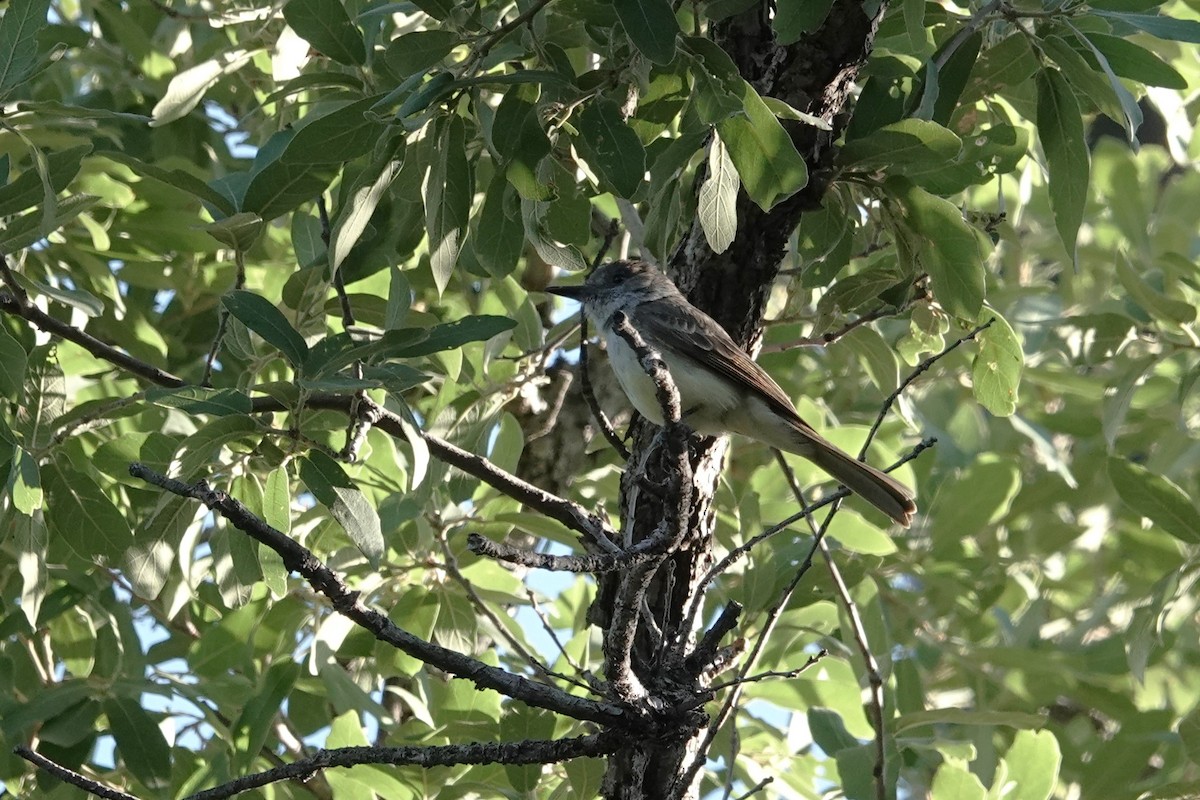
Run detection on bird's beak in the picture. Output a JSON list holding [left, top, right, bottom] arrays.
[[545, 284, 586, 300]]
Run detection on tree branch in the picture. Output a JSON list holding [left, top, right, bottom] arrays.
[[13, 746, 138, 800], [603, 311, 692, 701], [185, 732, 620, 800], [0, 290, 186, 387], [128, 464, 634, 729]]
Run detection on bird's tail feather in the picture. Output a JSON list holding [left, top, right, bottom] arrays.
[[804, 437, 916, 527]]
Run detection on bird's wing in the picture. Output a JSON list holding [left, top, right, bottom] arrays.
[[636, 298, 820, 435]]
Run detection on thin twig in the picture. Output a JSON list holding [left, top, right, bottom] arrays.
[[471, 0, 555, 64], [706, 649, 827, 692], [865, 319, 993, 445], [578, 218, 631, 459], [774, 451, 886, 800], [762, 302, 904, 353], [437, 532, 595, 694], [732, 776, 775, 800], [202, 250, 246, 387], [527, 589, 605, 692], [129, 464, 633, 729]]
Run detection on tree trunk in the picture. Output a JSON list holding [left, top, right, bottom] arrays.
[[596, 3, 886, 797]]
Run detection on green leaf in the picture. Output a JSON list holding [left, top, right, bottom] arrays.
[[612, 0, 679, 64], [396, 71, 454, 119], [1114, 251, 1196, 325], [931, 762, 986, 800], [0, 0, 52, 99], [1035, 68, 1090, 265], [890, 178, 986, 319], [0, 193, 99, 253], [697, 133, 738, 254], [210, 522, 260, 607], [774, 0, 834, 43], [14, 344, 64, 451], [232, 660, 300, 772], [13, 509, 47, 627], [473, 173, 524, 278], [0, 326, 27, 400], [222, 291, 310, 367], [374, 315, 516, 360], [282, 0, 366, 65], [1092, 10, 1200, 42], [895, 709, 1047, 733], [204, 212, 264, 252], [239, 156, 336, 222], [425, 115, 472, 296], [717, 80, 809, 211], [330, 137, 405, 274], [1040, 33, 1138, 143], [104, 698, 170, 790], [1107, 457, 1200, 544], [972, 310, 1023, 416], [576, 99, 646, 198], [43, 457, 133, 562], [0, 144, 91, 218], [300, 452, 384, 562], [501, 707, 556, 791], [9, 447, 42, 515], [839, 118, 963, 171], [1085, 32, 1187, 89], [385, 30, 460, 77], [150, 50, 254, 126], [283, 95, 385, 165], [808, 707, 860, 755], [1003, 730, 1061, 800]]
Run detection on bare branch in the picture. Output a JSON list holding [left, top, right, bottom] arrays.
[[467, 532, 651, 572], [0, 290, 186, 388], [579, 312, 632, 460], [774, 452, 886, 800], [685, 600, 742, 675], [14, 746, 138, 800], [603, 311, 692, 701], [129, 464, 633, 729], [185, 732, 620, 800]]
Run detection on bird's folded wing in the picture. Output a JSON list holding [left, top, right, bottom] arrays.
[[638, 300, 822, 437]]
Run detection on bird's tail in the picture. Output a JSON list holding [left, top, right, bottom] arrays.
[[801, 434, 916, 527]]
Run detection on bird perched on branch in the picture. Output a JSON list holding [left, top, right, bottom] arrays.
[[548, 259, 916, 527]]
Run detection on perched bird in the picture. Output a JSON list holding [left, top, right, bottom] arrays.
[[548, 260, 916, 527]]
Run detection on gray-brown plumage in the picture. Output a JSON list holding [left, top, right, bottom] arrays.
[[549, 260, 916, 527]]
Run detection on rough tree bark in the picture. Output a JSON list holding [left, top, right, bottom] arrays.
[[592, 4, 887, 797]]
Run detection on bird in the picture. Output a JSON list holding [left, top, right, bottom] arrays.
[[547, 259, 916, 527]]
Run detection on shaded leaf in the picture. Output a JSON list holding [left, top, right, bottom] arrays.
[[300, 452, 383, 562], [1035, 68, 1090, 264], [576, 99, 645, 198], [222, 291, 310, 367], [1107, 457, 1200, 544], [283, 0, 365, 65], [104, 698, 170, 790], [972, 310, 1023, 416], [43, 457, 133, 562], [612, 0, 678, 64]]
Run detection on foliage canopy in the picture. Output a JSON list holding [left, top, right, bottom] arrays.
[[0, 0, 1198, 797]]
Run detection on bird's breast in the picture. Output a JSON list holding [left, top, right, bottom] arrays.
[[603, 328, 740, 435]]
